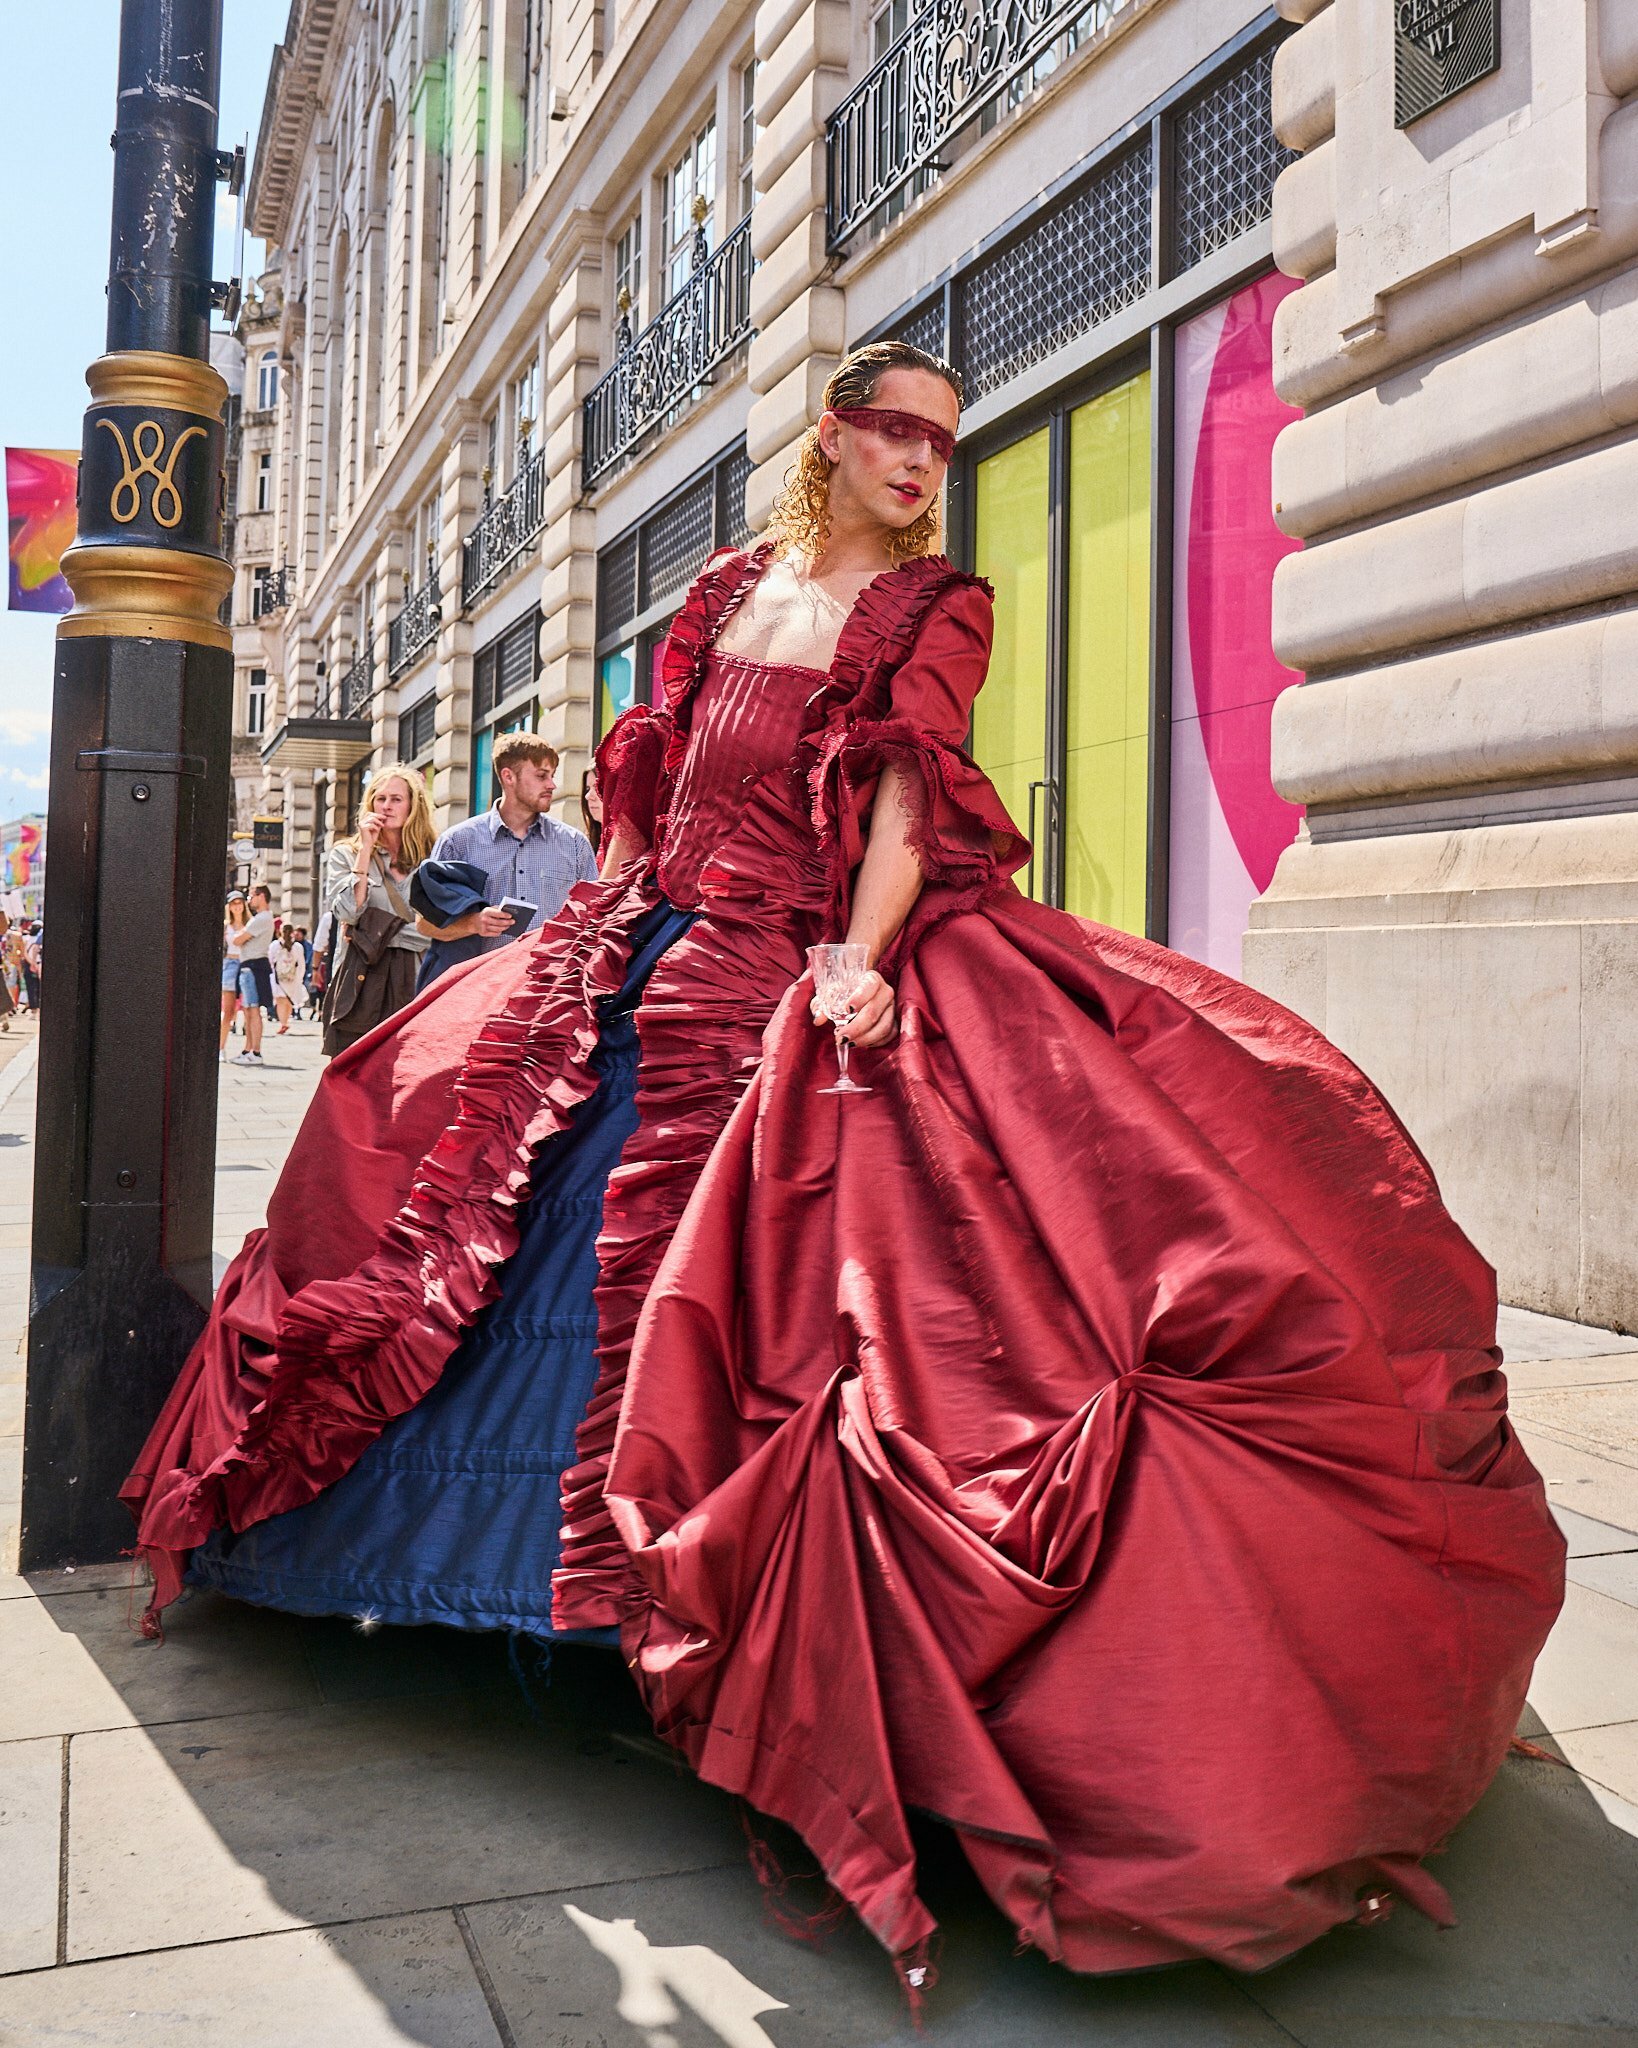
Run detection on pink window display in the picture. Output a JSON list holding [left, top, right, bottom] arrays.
[[1168, 272, 1304, 976]]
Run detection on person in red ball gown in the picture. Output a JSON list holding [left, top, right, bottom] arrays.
[[124, 339, 1564, 1990]]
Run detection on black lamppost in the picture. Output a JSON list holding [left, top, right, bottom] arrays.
[[21, 0, 236, 1568]]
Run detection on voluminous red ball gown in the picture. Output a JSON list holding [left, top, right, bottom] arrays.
[[124, 542, 1565, 1979]]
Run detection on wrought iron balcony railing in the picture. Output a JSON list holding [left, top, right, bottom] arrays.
[[252, 563, 292, 619], [461, 439, 547, 609], [388, 556, 442, 678], [827, 0, 1130, 250], [581, 212, 755, 490], [314, 650, 375, 722]]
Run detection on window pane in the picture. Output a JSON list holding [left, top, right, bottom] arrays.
[[1064, 369, 1151, 935], [599, 643, 637, 736], [971, 428, 1050, 901]]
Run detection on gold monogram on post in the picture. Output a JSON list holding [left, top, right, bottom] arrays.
[[96, 417, 208, 529]]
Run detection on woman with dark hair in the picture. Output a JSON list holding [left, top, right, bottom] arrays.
[[579, 764, 603, 857], [125, 341, 1561, 1991]]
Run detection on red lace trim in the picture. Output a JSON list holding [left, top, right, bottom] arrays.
[[133, 870, 655, 1605]]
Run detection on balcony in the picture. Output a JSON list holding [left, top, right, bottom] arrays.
[[581, 211, 754, 490], [389, 557, 442, 679], [261, 651, 376, 773], [462, 440, 547, 609], [826, 0, 1132, 251], [251, 564, 293, 620]]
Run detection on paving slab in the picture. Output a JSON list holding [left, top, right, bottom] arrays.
[[0, 1735, 61, 1973], [0, 1586, 140, 1744], [1512, 1423, 1638, 1534], [0, 1910, 499, 2047], [1504, 1352, 1638, 1394], [1511, 1382, 1638, 1466], [1528, 1582, 1638, 1736], [463, 1864, 1293, 2048], [65, 1690, 746, 1961], [1569, 1551, 1638, 1606], [1552, 1504, 1638, 1555], [22, 1584, 320, 1731], [1241, 1750, 1638, 2045], [1555, 1721, 1638, 1809], [1498, 1304, 1638, 1362]]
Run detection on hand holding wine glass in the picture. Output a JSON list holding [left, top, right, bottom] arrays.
[[809, 943, 883, 1095]]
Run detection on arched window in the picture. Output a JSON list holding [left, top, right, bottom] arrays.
[[256, 349, 278, 412]]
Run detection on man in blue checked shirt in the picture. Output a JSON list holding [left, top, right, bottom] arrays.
[[415, 735, 597, 984]]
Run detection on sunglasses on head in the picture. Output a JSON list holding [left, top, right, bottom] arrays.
[[830, 406, 957, 467]]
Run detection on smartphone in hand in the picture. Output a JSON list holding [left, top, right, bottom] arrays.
[[498, 896, 539, 938]]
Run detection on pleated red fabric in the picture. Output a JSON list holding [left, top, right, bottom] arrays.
[[121, 542, 1563, 1980]]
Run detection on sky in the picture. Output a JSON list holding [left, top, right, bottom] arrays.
[[0, 1, 289, 819]]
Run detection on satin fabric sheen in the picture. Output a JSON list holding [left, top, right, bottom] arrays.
[[124, 544, 1564, 1981]]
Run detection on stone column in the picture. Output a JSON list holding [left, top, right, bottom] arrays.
[[430, 400, 485, 827], [537, 224, 604, 813], [1247, 0, 1638, 1324], [743, 0, 850, 529]]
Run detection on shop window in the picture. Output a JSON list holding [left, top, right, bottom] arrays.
[[640, 474, 714, 609], [1064, 372, 1151, 932], [972, 431, 1052, 901]]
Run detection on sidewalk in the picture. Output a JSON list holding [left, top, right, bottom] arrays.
[[1, 1024, 1636, 2046]]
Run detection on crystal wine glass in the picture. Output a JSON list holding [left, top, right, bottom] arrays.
[[809, 943, 874, 1096]]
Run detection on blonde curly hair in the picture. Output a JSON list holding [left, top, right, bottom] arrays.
[[768, 340, 964, 567]]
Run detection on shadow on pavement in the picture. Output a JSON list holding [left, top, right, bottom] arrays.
[[9, 1578, 1637, 2047]]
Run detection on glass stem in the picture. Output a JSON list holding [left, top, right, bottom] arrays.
[[835, 1026, 851, 1088]]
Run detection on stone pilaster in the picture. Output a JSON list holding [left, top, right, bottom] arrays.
[[430, 401, 485, 826], [536, 231, 603, 811], [743, 0, 849, 530]]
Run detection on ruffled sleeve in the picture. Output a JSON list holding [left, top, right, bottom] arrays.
[[594, 704, 673, 850], [809, 578, 1029, 953]]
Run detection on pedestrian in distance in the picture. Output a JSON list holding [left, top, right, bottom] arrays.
[[319, 762, 434, 1056], [580, 765, 604, 859], [227, 886, 277, 1066], [19, 922, 41, 1013], [220, 892, 250, 1057], [411, 735, 597, 990], [270, 922, 308, 1034]]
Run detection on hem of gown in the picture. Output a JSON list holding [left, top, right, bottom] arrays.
[[129, 869, 660, 1619], [184, 1554, 620, 1645]]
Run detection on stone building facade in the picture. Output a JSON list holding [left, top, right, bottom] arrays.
[[249, 0, 1298, 924], [1252, 0, 1638, 1324]]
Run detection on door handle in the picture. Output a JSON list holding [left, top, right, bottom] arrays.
[[1027, 777, 1053, 901]]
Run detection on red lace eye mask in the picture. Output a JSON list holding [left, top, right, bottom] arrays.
[[830, 406, 957, 466]]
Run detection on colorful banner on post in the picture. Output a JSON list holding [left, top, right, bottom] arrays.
[[6, 447, 79, 613]]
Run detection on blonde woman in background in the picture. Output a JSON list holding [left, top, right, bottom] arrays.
[[269, 921, 309, 1033], [319, 762, 434, 1055]]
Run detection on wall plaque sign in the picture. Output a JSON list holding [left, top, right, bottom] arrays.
[[1394, 0, 1501, 127]]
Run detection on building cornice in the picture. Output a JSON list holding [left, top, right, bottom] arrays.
[[248, 0, 341, 244]]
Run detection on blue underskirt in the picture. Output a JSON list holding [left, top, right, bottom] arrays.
[[189, 900, 696, 1642]]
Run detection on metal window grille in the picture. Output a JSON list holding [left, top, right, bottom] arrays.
[[598, 533, 638, 632], [717, 443, 754, 549], [892, 299, 947, 362], [497, 613, 537, 701], [1174, 45, 1295, 274], [460, 441, 547, 609], [388, 559, 442, 678], [960, 141, 1151, 402], [473, 641, 499, 722], [641, 472, 715, 610], [398, 693, 436, 762]]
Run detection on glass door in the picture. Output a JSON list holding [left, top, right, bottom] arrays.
[[971, 427, 1051, 901], [1064, 371, 1151, 932]]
